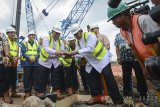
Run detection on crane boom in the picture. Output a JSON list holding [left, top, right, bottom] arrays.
[[61, 0, 95, 39], [25, 0, 36, 34]]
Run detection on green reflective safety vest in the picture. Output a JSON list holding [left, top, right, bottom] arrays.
[[23, 41, 38, 61], [62, 45, 72, 67], [40, 36, 72, 67], [77, 32, 107, 61], [8, 38, 18, 57]]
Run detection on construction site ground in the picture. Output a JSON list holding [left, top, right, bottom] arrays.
[[1, 62, 160, 107]]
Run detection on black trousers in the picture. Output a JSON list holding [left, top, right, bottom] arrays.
[[64, 67, 72, 88], [51, 65, 64, 90], [37, 65, 50, 93], [88, 63, 123, 104], [5, 67, 17, 91], [88, 68, 102, 96], [38, 64, 64, 92], [0, 64, 8, 96], [121, 60, 148, 96], [23, 66, 39, 93], [79, 65, 90, 92], [70, 60, 79, 90]]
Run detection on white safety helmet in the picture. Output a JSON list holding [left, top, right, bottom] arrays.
[[89, 24, 99, 29], [28, 31, 36, 36], [39, 35, 44, 40], [6, 26, 16, 33], [52, 25, 62, 34], [70, 24, 82, 35], [67, 35, 76, 41]]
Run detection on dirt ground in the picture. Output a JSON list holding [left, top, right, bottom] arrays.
[[1, 62, 160, 107]]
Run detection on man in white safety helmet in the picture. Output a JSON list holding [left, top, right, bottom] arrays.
[[37, 25, 67, 100], [66, 35, 80, 94], [21, 31, 40, 99], [66, 24, 124, 106], [89, 24, 110, 50], [0, 30, 12, 103], [5, 26, 21, 100]]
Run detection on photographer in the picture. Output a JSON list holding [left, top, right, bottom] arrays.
[[107, 2, 160, 102]]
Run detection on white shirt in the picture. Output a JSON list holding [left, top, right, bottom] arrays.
[[75, 33, 111, 73], [39, 37, 64, 69]]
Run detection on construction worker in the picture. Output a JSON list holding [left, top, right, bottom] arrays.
[[107, 2, 160, 101], [21, 31, 40, 99], [88, 24, 111, 96], [38, 25, 65, 100], [67, 35, 79, 93], [67, 24, 123, 106], [6, 26, 21, 98], [0, 33, 13, 104], [89, 24, 110, 50], [62, 37, 75, 95], [114, 33, 147, 98]]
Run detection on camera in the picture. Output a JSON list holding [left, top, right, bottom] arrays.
[[149, 5, 160, 24], [141, 5, 160, 45], [142, 30, 160, 45]]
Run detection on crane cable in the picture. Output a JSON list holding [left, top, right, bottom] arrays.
[[21, 0, 60, 36], [47, 0, 60, 13], [32, 0, 50, 31]]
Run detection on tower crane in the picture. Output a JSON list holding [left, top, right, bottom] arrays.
[[61, 0, 95, 40], [25, 0, 36, 34]]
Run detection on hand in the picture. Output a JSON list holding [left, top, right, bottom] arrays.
[[70, 51, 78, 56], [13, 57, 18, 62], [3, 56, 10, 66], [64, 54, 72, 58], [55, 51, 64, 56], [30, 57, 35, 64], [63, 51, 71, 56], [12, 57, 18, 67]]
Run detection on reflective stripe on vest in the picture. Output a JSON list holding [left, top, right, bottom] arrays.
[[120, 14, 156, 60], [23, 41, 38, 60], [40, 36, 62, 61], [63, 45, 72, 67], [77, 32, 107, 61], [8, 38, 18, 57]]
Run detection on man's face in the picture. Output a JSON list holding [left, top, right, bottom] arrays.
[[74, 30, 82, 40], [90, 27, 99, 34], [52, 31, 60, 40], [7, 32, 16, 39], [29, 34, 36, 41], [112, 14, 125, 29], [69, 39, 76, 46]]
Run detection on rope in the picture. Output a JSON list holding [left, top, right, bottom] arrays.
[[46, 0, 55, 10]]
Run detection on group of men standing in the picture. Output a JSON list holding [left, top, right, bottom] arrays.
[[0, 1, 160, 107], [0, 23, 124, 107]]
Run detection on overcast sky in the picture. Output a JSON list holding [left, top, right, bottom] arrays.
[[0, 0, 154, 61]]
